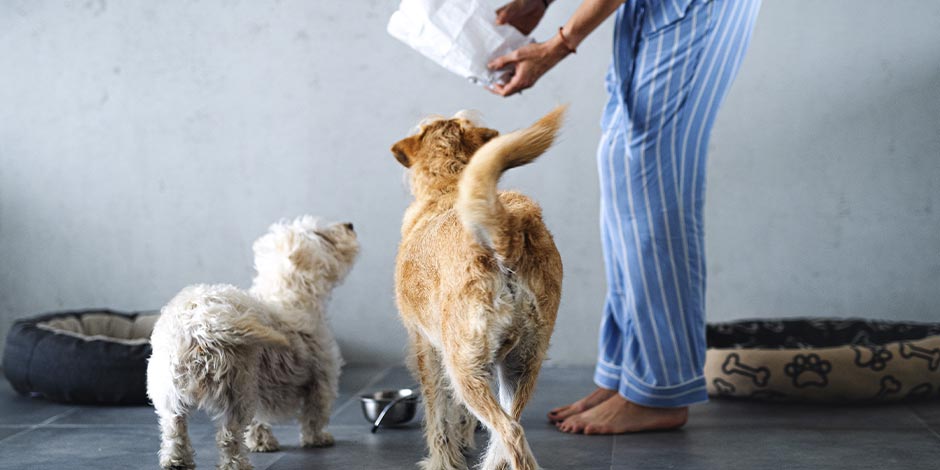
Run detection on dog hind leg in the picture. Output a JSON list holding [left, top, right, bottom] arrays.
[[501, 342, 547, 422], [299, 359, 338, 448], [215, 399, 255, 470], [444, 348, 538, 470], [412, 335, 469, 470], [156, 408, 195, 470], [483, 344, 547, 470], [449, 400, 478, 452]]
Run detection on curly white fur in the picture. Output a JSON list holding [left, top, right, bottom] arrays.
[[147, 216, 359, 470]]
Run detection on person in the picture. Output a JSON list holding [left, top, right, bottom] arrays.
[[488, 0, 761, 434]]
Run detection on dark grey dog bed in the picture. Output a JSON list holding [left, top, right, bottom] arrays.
[[2, 310, 159, 405]]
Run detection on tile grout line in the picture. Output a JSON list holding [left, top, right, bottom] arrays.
[[907, 404, 940, 443], [331, 366, 394, 419], [0, 407, 79, 444]]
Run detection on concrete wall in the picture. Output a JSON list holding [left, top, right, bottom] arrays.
[[1, 0, 938, 365]]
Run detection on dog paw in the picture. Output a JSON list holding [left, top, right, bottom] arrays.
[[245, 426, 280, 453], [160, 456, 196, 470], [418, 456, 469, 470], [246, 440, 280, 453], [216, 458, 253, 470], [483, 462, 511, 470], [301, 432, 334, 448]]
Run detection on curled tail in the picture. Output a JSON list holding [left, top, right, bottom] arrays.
[[197, 315, 290, 348], [455, 105, 566, 258]]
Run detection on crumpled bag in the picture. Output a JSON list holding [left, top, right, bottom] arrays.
[[387, 0, 533, 87]]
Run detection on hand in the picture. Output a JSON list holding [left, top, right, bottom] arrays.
[[487, 35, 570, 97], [495, 0, 548, 36]]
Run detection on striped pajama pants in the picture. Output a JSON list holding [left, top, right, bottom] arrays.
[[594, 0, 761, 407]]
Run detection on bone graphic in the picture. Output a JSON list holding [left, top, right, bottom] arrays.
[[899, 342, 940, 371], [721, 353, 770, 386], [713, 378, 736, 395], [873, 375, 901, 400]]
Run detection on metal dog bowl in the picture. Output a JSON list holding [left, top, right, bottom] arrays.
[[360, 388, 419, 433]]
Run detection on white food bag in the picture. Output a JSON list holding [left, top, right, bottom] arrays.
[[387, 0, 533, 87]]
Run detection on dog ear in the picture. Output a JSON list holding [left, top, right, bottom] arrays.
[[288, 249, 312, 270], [473, 127, 499, 145], [391, 135, 420, 168]]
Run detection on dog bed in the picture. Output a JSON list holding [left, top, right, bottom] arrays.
[[2, 310, 158, 405], [705, 318, 940, 402]]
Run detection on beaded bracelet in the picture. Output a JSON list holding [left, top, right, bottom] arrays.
[[558, 26, 577, 54]]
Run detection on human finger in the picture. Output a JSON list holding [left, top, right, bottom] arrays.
[[491, 70, 528, 97], [488, 49, 520, 70]]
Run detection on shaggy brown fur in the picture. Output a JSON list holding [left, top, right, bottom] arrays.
[[391, 107, 565, 470]]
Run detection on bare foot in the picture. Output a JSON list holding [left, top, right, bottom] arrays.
[[547, 387, 616, 423], [556, 394, 688, 434]]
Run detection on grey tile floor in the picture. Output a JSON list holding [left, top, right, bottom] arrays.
[[1, 365, 938, 469]]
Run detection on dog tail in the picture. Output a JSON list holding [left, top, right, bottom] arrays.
[[170, 286, 291, 349], [455, 105, 566, 259], [195, 316, 291, 349]]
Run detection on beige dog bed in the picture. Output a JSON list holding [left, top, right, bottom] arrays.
[[705, 319, 940, 402]]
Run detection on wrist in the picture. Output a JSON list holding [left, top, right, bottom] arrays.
[[545, 33, 573, 60], [554, 26, 578, 55], [560, 25, 585, 51], [527, 0, 550, 13]]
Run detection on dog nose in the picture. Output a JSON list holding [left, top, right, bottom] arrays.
[[343, 222, 354, 232]]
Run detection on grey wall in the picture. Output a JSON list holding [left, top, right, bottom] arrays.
[[1, 1, 938, 365]]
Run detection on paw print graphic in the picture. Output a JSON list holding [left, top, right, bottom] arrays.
[[784, 353, 832, 388]]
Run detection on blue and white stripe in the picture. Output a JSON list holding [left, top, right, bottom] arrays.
[[594, 0, 760, 408]]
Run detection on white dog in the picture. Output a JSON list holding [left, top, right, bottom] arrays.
[[147, 216, 359, 470]]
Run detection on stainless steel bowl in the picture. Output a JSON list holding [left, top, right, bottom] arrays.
[[360, 388, 419, 431]]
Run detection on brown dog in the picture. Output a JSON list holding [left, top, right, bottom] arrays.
[[391, 107, 565, 470]]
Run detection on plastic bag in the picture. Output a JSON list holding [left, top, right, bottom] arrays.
[[387, 0, 533, 87]]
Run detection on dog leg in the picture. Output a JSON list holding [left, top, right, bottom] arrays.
[[244, 420, 279, 453], [299, 365, 338, 448], [157, 410, 196, 470], [413, 336, 468, 470], [215, 403, 254, 470], [484, 346, 546, 470], [503, 343, 547, 422], [444, 349, 538, 470], [479, 428, 510, 470], [449, 401, 478, 452]]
